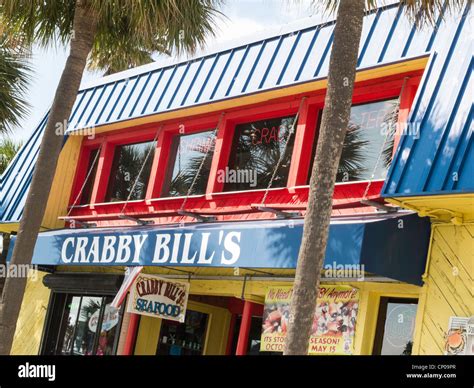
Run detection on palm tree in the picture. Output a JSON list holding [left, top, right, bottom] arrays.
[[284, 0, 468, 355], [0, 136, 23, 174], [0, 0, 222, 355], [0, 32, 30, 133], [0, 138, 23, 293]]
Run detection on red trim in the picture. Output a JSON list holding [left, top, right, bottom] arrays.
[[235, 300, 253, 355], [146, 130, 168, 199], [64, 180, 385, 226], [69, 142, 91, 206], [90, 141, 115, 204], [122, 313, 139, 355], [287, 99, 318, 186], [394, 75, 421, 154], [68, 71, 422, 225]]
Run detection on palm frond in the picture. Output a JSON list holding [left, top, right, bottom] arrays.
[[0, 34, 31, 133], [1, 0, 223, 75], [0, 136, 23, 174], [313, 0, 468, 27]]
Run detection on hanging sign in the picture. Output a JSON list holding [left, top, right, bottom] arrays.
[[444, 316, 474, 355], [260, 286, 360, 354], [88, 304, 120, 333], [127, 274, 189, 323]]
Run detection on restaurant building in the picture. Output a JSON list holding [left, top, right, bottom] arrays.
[[1, 2, 472, 356]]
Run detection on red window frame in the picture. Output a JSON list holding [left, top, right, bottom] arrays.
[[69, 71, 422, 214]]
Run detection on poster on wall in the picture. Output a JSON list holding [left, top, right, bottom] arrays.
[[127, 274, 189, 323], [444, 316, 474, 355], [260, 286, 360, 354]]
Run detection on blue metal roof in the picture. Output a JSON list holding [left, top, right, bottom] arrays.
[[0, 113, 47, 225], [382, 4, 473, 197], [1, 2, 472, 226]]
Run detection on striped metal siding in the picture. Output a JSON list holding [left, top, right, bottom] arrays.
[[65, 3, 445, 132], [0, 3, 470, 224], [382, 4, 473, 197]]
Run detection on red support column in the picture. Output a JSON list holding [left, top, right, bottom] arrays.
[[235, 300, 253, 355], [122, 313, 140, 355]]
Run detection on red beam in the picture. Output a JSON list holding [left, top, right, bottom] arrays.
[[122, 313, 140, 355], [236, 300, 253, 356]]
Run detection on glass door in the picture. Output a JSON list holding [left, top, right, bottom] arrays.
[[372, 297, 418, 355], [45, 294, 121, 355]]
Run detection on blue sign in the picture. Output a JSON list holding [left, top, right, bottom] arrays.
[[7, 213, 431, 285]]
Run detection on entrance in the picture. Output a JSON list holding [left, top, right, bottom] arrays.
[[156, 310, 208, 355]]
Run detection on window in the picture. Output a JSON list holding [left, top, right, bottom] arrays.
[[44, 294, 122, 355], [156, 310, 208, 355], [80, 148, 100, 205], [163, 130, 216, 197], [309, 99, 399, 184], [106, 141, 155, 202], [373, 297, 418, 355], [224, 115, 296, 192]]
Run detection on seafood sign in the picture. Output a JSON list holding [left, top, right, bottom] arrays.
[[127, 274, 189, 323], [260, 286, 360, 354]]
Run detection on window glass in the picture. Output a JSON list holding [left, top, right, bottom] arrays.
[[80, 148, 99, 205], [224, 115, 296, 192], [106, 141, 155, 202], [163, 130, 215, 197], [72, 296, 103, 355], [59, 296, 81, 355], [156, 310, 208, 355], [54, 295, 121, 356], [374, 298, 418, 355], [309, 99, 398, 183], [95, 298, 120, 356]]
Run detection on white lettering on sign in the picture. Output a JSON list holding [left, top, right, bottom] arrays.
[[153, 234, 171, 263], [221, 231, 241, 265], [61, 237, 74, 263], [59, 231, 242, 266]]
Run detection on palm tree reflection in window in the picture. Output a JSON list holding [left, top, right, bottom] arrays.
[[164, 130, 216, 197], [225, 116, 296, 192], [106, 141, 156, 202], [336, 99, 399, 183]]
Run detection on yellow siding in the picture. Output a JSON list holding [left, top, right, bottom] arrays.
[[388, 194, 474, 222], [11, 270, 50, 355], [42, 135, 83, 229], [414, 223, 474, 355], [132, 280, 420, 355], [134, 315, 162, 355]]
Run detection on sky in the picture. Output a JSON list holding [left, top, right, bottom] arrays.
[[8, 0, 327, 143]]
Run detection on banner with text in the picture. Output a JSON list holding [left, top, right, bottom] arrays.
[[127, 274, 189, 323], [260, 286, 360, 354]]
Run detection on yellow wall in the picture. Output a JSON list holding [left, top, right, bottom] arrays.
[[133, 280, 420, 355], [11, 270, 51, 355], [10, 136, 82, 354], [135, 299, 231, 355], [413, 223, 474, 355]]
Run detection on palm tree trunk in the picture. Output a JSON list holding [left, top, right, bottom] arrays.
[[284, 0, 365, 355], [0, 3, 97, 355], [0, 233, 11, 293]]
